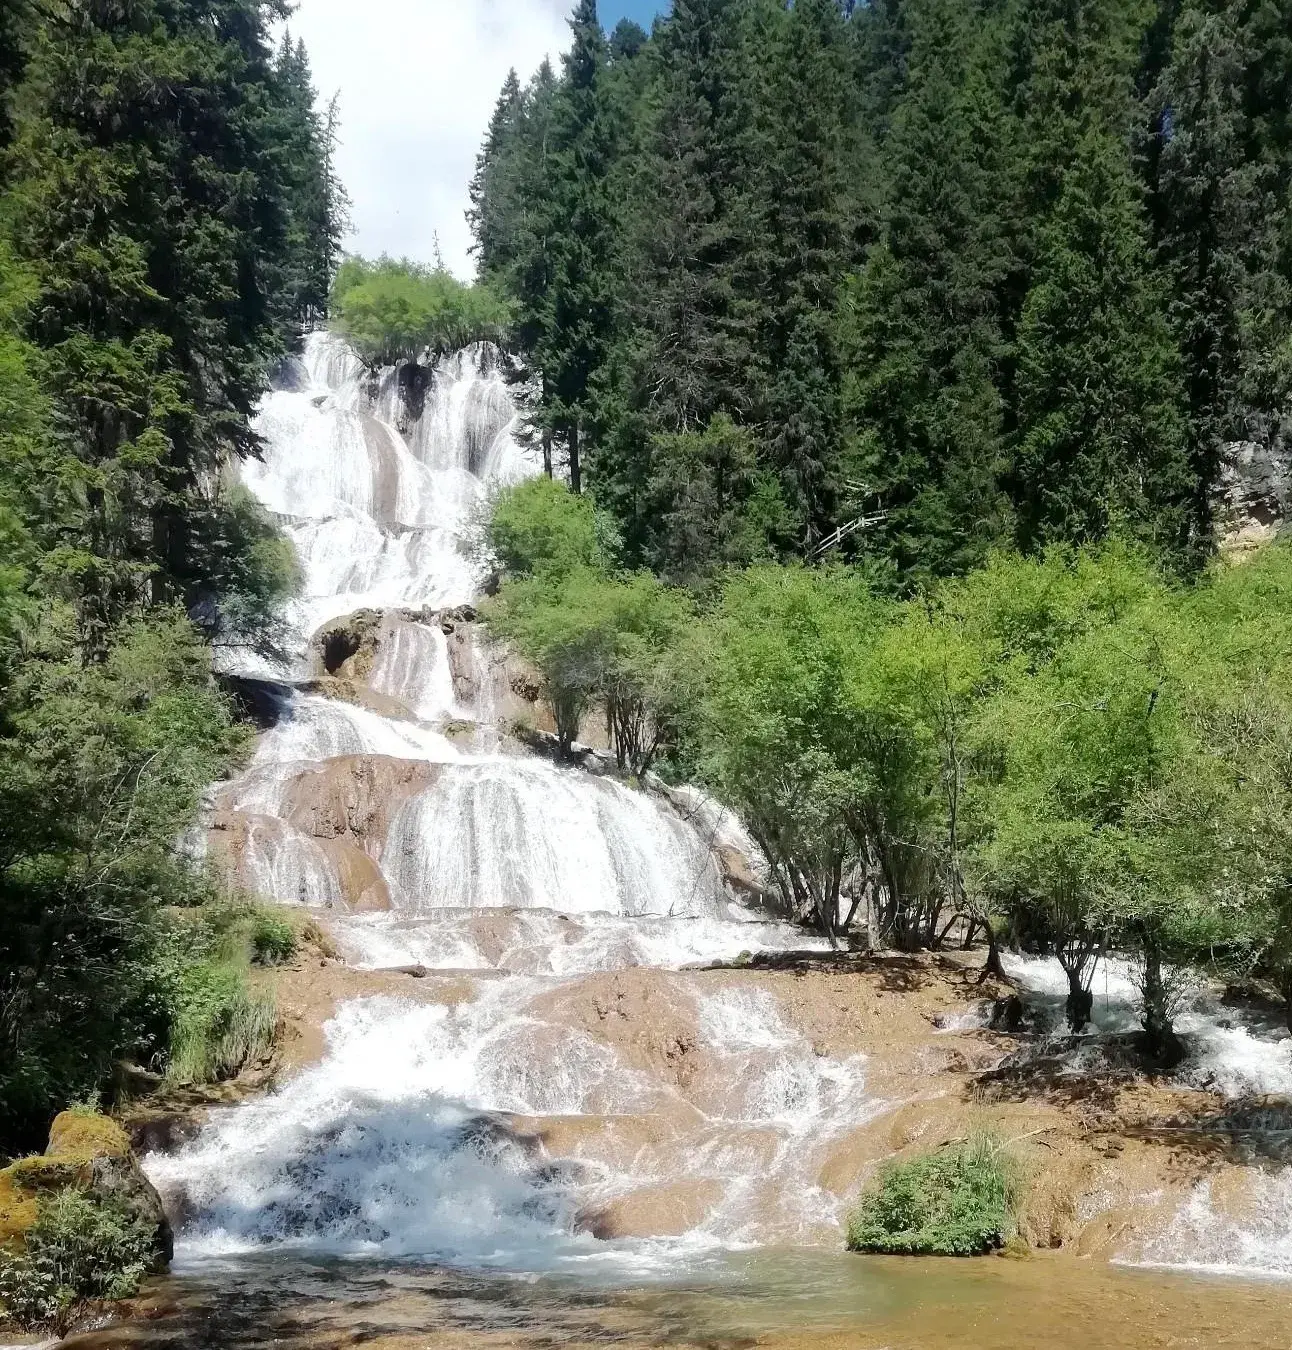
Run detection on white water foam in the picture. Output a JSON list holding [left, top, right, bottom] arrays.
[[1004, 953, 1292, 1099], [330, 907, 827, 975], [167, 330, 843, 1273]]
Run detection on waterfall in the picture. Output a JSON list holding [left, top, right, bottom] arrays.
[[157, 330, 840, 1275], [153, 331, 1292, 1283]]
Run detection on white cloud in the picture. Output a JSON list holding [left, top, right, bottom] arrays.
[[286, 0, 571, 279]]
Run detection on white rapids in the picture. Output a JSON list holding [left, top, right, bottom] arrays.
[[152, 331, 845, 1274]]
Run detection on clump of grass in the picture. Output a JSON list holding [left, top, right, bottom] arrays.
[[246, 910, 297, 966], [0, 1189, 156, 1330], [846, 1133, 1023, 1256], [166, 962, 276, 1086], [155, 901, 294, 1086]]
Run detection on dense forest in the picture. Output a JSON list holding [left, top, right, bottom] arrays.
[[469, 0, 1292, 582], [0, 0, 341, 1152], [467, 0, 1292, 1064]]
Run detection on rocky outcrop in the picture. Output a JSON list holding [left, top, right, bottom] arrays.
[[209, 756, 443, 911], [279, 754, 439, 848], [0, 1112, 171, 1266], [312, 609, 384, 681], [1216, 414, 1292, 555]]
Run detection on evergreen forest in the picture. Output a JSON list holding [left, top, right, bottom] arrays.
[[0, 0, 342, 1152], [470, 0, 1292, 582]]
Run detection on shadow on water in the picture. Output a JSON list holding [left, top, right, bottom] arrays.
[[58, 1247, 1292, 1350]]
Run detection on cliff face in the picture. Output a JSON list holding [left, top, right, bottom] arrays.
[[1217, 413, 1292, 554]]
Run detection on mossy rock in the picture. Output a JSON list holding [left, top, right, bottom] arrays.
[[0, 1169, 39, 1246], [0, 1112, 170, 1263], [47, 1111, 130, 1162]]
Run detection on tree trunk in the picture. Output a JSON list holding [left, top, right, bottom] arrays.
[[1281, 967, 1292, 1036], [542, 428, 552, 478], [1139, 938, 1183, 1066], [1064, 977, 1093, 1034], [568, 422, 581, 494], [977, 919, 1006, 984]]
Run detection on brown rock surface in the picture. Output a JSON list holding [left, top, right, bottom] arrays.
[[279, 754, 438, 850]]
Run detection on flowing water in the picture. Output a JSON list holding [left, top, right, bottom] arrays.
[[131, 334, 1292, 1347]]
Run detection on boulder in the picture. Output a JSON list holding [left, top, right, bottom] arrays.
[[0, 1111, 171, 1266]]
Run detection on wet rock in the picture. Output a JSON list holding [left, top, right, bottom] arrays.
[[313, 609, 383, 680], [715, 843, 768, 900], [279, 754, 439, 846]]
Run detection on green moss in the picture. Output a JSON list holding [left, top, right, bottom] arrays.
[[45, 1111, 129, 1161], [846, 1134, 1023, 1256]]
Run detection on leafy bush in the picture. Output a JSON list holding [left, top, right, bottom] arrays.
[[330, 254, 512, 366], [0, 1189, 155, 1329], [846, 1135, 1022, 1256], [483, 476, 610, 579], [248, 911, 297, 966], [0, 610, 252, 1151]]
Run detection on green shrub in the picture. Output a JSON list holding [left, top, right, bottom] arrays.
[[330, 255, 512, 366], [166, 962, 277, 1086], [484, 476, 609, 580], [0, 1189, 155, 1329], [846, 1134, 1023, 1256], [248, 911, 296, 967]]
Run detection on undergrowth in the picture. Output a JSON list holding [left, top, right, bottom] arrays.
[[0, 1189, 155, 1330], [157, 901, 296, 1085], [846, 1133, 1023, 1256]]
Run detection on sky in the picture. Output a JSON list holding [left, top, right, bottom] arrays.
[[288, 0, 670, 280]]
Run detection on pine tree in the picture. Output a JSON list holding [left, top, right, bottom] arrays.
[[1014, 128, 1188, 549], [837, 0, 1014, 581], [1142, 1, 1277, 553], [746, 0, 852, 544], [539, 0, 618, 493], [4, 0, 328, 656], [469, 69, 525, 280]]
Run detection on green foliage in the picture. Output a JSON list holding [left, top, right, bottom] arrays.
[[330, 255, 513, 367], [0, 0, 331, 1151], [488, 566, 691, 768], [164, 961, 276, 1087], [0, 610, 253, 1146], [0, 0, 330, 651], [153, 902, 291, 1085], [248, 911, 298, 967], [0, 1188, 155, 1328], [645, 416, 793, 581], [846, 1135, 1022, 1256], [684, 565, 910, 939], [470, 0, 1292, 576], [484, 476, 610, 580]]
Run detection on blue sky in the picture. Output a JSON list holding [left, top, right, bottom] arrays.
[[599, 0, 670, 29]]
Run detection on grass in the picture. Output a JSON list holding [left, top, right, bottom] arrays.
[[167, 962, 277, 1086], [846, 1133, 1023, 1256], [160, 902, 294, 1086]]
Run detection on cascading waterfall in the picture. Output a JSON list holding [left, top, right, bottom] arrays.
[[152, 331, 1292, 1285], [157, 330, 841, 1273]]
